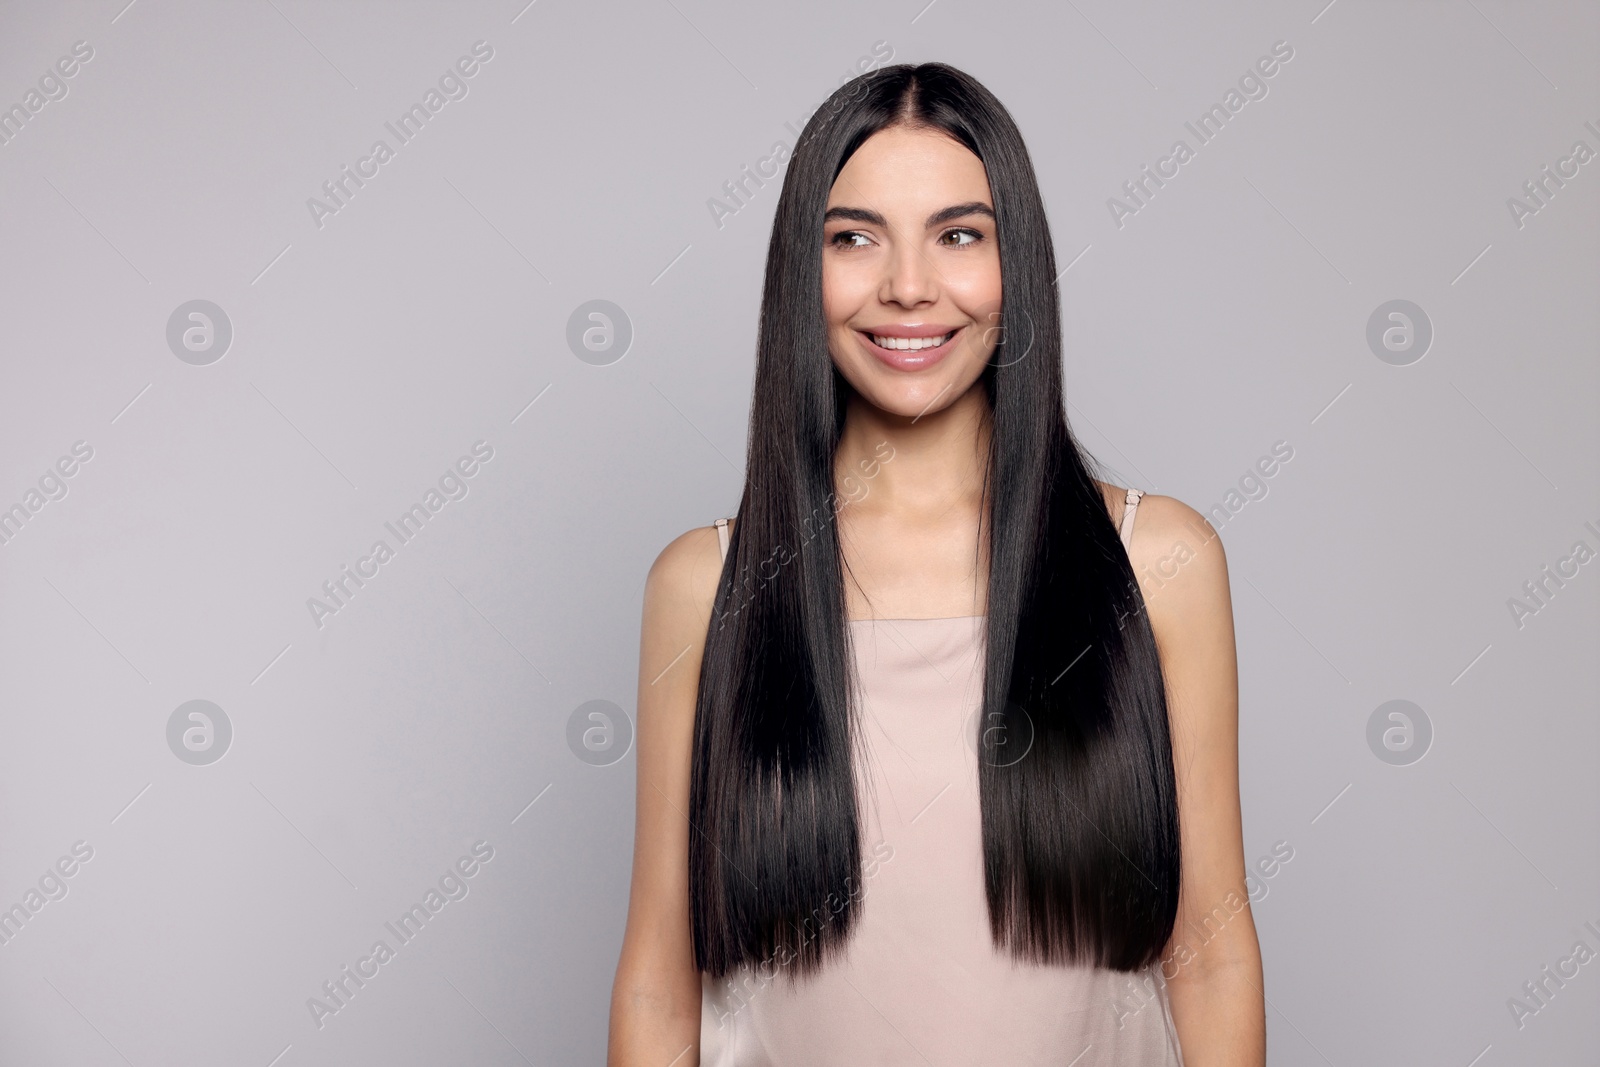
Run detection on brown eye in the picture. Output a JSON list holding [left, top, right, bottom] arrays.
[[831, 231, 871, 248], [941, 228, 982, 247]]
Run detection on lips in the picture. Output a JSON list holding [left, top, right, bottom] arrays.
[[857, 326, 962, 371]]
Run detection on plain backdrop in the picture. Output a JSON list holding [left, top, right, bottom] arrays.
[[0, 1, 1595, 1064]]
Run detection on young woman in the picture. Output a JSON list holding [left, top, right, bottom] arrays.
[[610, 63, 1264, 1065]]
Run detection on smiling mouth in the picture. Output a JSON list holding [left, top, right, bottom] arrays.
[[865, 330, 956, 350]]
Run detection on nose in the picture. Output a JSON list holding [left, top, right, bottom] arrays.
[[879, 234, 938, 308]]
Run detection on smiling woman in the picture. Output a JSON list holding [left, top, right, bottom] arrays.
[[609, 62, 1263, 1066]]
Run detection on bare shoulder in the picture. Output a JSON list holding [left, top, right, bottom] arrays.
[[1095, 481, 1231, 632], [1126, 492, 1234, 653], [633, 522, 726, 783], [643, 522, 727, 643]]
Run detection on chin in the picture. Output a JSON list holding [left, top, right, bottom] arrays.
[[853, 376, 967, 420]]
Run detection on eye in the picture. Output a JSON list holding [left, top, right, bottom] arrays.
[[830, 230, 873, 249], [940, 227, 983, 248]]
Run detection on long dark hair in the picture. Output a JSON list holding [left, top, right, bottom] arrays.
[[688, 62, 1180, 980]]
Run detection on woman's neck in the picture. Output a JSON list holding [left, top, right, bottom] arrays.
[[834, 383, 991, 518]]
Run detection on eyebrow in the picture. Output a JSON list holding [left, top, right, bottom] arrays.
[[823, 201, 996, 229]]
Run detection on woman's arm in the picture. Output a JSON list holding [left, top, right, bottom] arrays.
[[1131, 495, 1266, 1066], [608, 526, 725, 1067]]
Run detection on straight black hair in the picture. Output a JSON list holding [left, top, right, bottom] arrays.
[[688, 62, 1180, 980]]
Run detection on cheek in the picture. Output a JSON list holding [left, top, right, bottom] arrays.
[[950, 253, 1003, 307], [822, 261, 872, 325], [957, 296, 1004, 346], [952, 265, 1004, 348], [821, 264, 840, 318]]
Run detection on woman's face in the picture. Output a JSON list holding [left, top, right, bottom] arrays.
[[822, 124, 1002, 420]]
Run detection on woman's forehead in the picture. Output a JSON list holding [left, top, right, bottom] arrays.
[[827, 127, 992, 213]]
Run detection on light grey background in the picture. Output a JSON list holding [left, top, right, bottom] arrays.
[[1, 1, 1595, 1064]]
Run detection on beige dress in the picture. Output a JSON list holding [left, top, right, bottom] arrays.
[[700, 489, 1184, 1066]]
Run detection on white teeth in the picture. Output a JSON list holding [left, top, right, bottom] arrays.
[[870, 331, 951, 350]]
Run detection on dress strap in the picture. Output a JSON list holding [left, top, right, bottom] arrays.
[[1119, 488, 1145, 550], [714, 517, 730, 562]]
